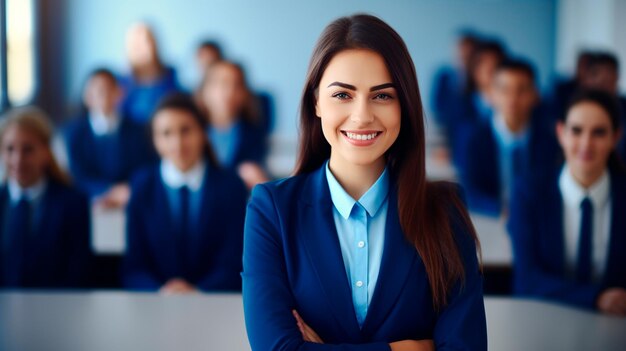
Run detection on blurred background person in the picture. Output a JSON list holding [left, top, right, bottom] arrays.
[[63, 68, 157, 209], [508, 90, 626, 316], [199, 60, 270, 189], [123, 93, 247, 294], [446, 39, 507, 174], [0, 107, 91, 289], [120, 22, 182, 124], [462, 59, 559, 217], [432, 29, 479, 135]]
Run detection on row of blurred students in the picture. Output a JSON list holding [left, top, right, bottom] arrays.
[[509, 90, 626, 316], [1, 96, 249, 293], [64, 63, 269, 211]]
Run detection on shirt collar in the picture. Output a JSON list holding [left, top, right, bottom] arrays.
[[160, 159, 206, 191], [559, 164, 610, 209], [492, 113, 529, 146], [8, 177, 47, 203], [89, 111, 121, 136], [325, 161, 390, 219]]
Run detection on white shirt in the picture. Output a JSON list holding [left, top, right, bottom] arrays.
[[559, 166, 611, 282], [159, 159, 206, 191], [89, 112, 121, 136], [8, 178, 47, 204]]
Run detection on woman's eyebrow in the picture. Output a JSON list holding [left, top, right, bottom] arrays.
[[327, 81, 356, 90], [326, 82, 395, 92], [370, 83, 394, 91]]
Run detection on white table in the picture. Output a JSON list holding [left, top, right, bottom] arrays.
[[2, 292, 625, 351], [471, 213, 512, 267]]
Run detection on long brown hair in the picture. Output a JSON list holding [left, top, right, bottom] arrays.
[[0, 106, 70, 185], [295, 14, 480, 309]]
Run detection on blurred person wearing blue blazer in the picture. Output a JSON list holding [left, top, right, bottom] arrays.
[[198, 60, 270, 190], [0, 107, 91, 288], [509, 90, 626, 316], [431, 30, 478, 131], [462, 59, 559, 216], [444, 40, 506, 173], [243, 14, 487, 351], [64, 68, 157, 209], [123, 93, 247, 294], [120, 23, 182, 125]]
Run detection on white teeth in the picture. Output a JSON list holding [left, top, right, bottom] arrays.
[[345, 132, 379, 141]]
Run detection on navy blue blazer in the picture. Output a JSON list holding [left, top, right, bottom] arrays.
[[461, 114, 559, 216], [64, 115, 157, 198], [0, 180, 91, 288], [508, 169, 626, 310], [243, 165, 486, 350], [123, 164, 247, 291]]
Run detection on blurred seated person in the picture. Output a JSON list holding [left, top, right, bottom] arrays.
[[446, 39, 506, 172], [120, 22, 182, 124], [508, 90, 626, 316], [462, 59, 559, 216], [64, 68, 157, 209], [199, 60, 270, 189], [123, 93, 247, 294], [0, 107, 91, 288]]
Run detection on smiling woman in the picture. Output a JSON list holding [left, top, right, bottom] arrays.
[[242, 14, 486, 351]]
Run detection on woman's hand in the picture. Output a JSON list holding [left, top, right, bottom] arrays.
[[597, 288, 626, 316], [94, 183, 131, 209], [160, 278, 197, 295], [389, 340, 435, 351], [292, 310, 324, 344]]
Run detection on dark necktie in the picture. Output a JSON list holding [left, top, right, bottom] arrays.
[[177, 186, 190, 275], [3, 197, 31, 287], [576, 197, 593, 283]]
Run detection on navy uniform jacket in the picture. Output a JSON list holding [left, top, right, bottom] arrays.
[[243, 165, 487, 350], [461, 114, 559, 216], [508, 169, 626, 309], [0, 180, 91, 288], [64, 115, 157, 198], [123, 164, 247, 291]]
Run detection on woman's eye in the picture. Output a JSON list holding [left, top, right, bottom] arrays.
[[374, 93, 393, 101], [332, 92, 350, 100]]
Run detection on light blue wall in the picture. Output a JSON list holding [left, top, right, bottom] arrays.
[[64, 0, 556, 137]]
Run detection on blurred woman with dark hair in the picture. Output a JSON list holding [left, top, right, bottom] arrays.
[[123, 93, 247, 294], [509, 90, 626, 316]]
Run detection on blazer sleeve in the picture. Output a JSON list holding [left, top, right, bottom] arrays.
[[242, 184, 391, 351], [196, 179, 247, 291], [122, 188, 162, 290], [62, 192, 92, 288], [508, 183, 602, 309]]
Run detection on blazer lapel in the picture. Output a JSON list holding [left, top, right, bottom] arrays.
[[148, 177, 180, 276], [361, 189, 417, 335], [299, 166, 361, 338], [604, 173, 626, 285], [191, 165, 217, 269], [543, 181, 566, 274]]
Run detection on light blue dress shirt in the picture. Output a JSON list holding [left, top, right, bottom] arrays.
[[325, 161, 389, 328], [491, 115, 529, 204], [208, 120, 241, 168]]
